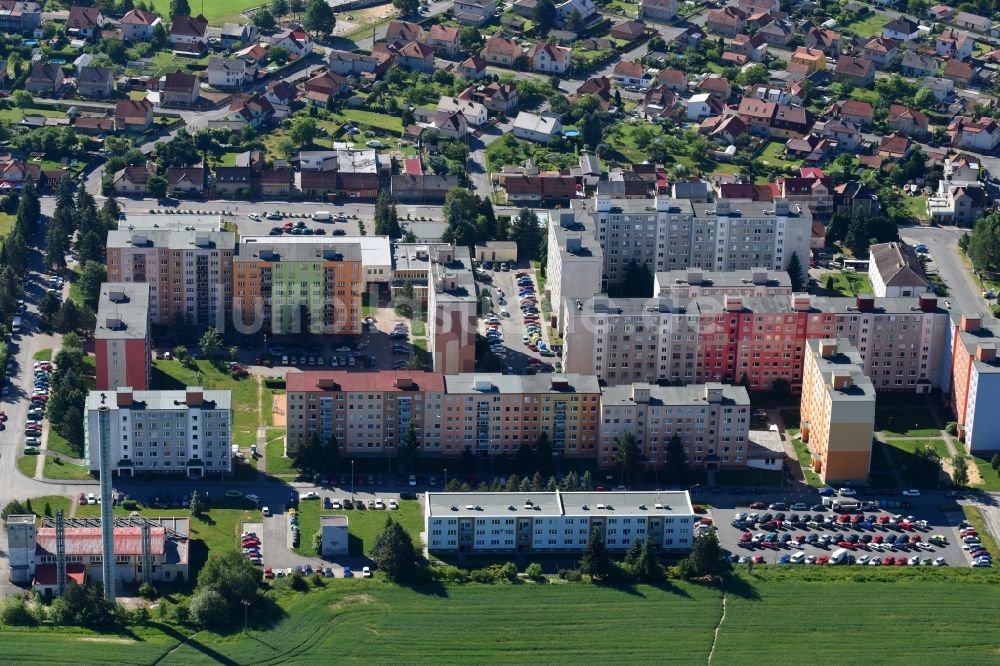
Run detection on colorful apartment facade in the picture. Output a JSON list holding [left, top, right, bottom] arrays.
[[943, 312, 1000, 453], [232, 238, 363, 336], [562, 292, 948, 391], [94, 282, 151, 391], [800, 338, 875, 483]]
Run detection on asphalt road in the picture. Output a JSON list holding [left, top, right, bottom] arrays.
[[898, 224, 985, 315]]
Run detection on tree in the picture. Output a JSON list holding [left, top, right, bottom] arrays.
[[303, 0, 335, 34], [313, 530, 323, 555], [664, 434, 687, 484], [844, 214, 870, 258], [735, 64, 768, 85], [55, 300, 83, 334], [39, 292, 60, 323], [199, 327, 223, 361], [505, 473, 520, 492], [252, 6, 276, 29], [581, 112, 603, 150], [400, 422, 419, 465], [616, 432, 641, 486], [992, 453, 1000, 471], [525, 562, 544, 581], [786, 252, 806, 291], [565, 7, 582, 31], [633, 538, 662, 581], [392, 0, 419, 16], [510, 208, 543, 262], [624, 538, 643, 569], [534, 0, 556, 32], [11, 90, 31, 109], [289, 117, 318, 146], [953, 454, 969, 487], [189, 589, 229, 629], [271, 0, 289, 14], [458, 26, 481, 51], [579, 526, 613, 580], [77, 261, 106, 312], [147, 174, 167, 200], [169, 0, 190, 15], [197, 551, 261, 611], [189, 490, 205, 516], [370, 516, 417, 581], [678, 532, 727, 580], [967, 212, 1000, 277], [581, 470, 592, 490], [374, 191, 402, 238]]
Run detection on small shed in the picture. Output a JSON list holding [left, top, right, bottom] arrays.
[[320, 515, 349, 556]]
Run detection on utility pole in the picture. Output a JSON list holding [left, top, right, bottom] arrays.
[[242, 599, 251, 633]]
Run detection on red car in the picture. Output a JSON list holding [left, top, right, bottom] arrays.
[[263, 567, 274, 579], [883, 556, 896, 566], [815, 555, 829, 565], [873, 535, 883, 544], [30, 394, 49, 402], [895, 557, 909, 566], [751, 555, 765, 564], [794, 534, 806, 543], [879, 515, 890, 524], [837, 541, 855, 550]]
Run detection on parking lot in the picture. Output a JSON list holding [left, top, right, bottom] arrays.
[[477, 265, 559, 375], [710, 500, 978, 567]]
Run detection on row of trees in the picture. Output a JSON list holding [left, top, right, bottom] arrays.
[[578, 527, 726, 582], [46, 334, 90, 456]]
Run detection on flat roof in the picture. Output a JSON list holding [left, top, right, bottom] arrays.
[[656, 268, 791, 290], [95, 282, 150, 341], [235, 237, 363, 263], [120, 214, 223, 231], [320, 515, 348, 527], [431, 246, 476, 303], [807, 338, 875, 401], [107, 228, 235, 251], [286, 370, 445, 393], [240, 235, 390, 267], [87, 388, 231, 411], [425, 491, 694, 518], [444, 373, 602, 395], [601, 382, 749, 407]]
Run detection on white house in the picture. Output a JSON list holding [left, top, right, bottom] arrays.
[[868, 242, 929, 298], [513, 112, 562, 143], [613, 60, 654, 89], [882, 16, 920, 41], [206, 58, 248, 90], [529, 42, 572, 74], [273, 24, 312, 57], [555, 0, 598, 27], [686, 93, 714, 120], [437, 96, 488, 127]]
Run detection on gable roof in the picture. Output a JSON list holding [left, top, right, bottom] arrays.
[[887, 104, 928, 127], [838, 99, 873, 119], [170, 13, 207, 37], [78, 65, 111, 85], [870, 242, 928, 288], [67, 5, 101, 30], [398, 40, 434, 58], [428, 24, 459, 42], [884, 16, 918, 34], [385, 19, 423, 44], [460, 55, 487, 72], [115, 98, 153, 121], [483, 34, 520, 57], [163, 69, 197, 91], [835, 55, 873, 77], [28, 62, 61, 83], [121, 8, 159, 25]]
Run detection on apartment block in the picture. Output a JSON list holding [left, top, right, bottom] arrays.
[[105, 227, 234, 330], [943, 313, 1000, 453], [94, 282, 151, 391], [425, 491, 695, 554], [233, 237, 363, 336], [567, 192, 812, 290], [85, 387, 232, 477], [562, 292, 948, 391], [391, 242, 455, 305], [654, 268, 792, 298], [545, 211, 603, 329], [800, 339, 875, 483], [598, 383, 750, 469], [285, 371, 445, 454], [427, 245, 477, 374], [441, 374, 602, 459]]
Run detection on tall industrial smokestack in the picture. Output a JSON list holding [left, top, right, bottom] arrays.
[[97, 405, 116, 601]]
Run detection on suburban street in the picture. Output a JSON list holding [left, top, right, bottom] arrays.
[[899, 224, 984, 315]]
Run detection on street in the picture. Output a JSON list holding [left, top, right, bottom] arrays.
[[898, 224, 984, 315]]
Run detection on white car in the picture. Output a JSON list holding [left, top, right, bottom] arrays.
[[857, 555, 870, 565], [389, 499, 399, 510], [838, 487, 857, 497], [375, 498, 385, 509], [408, 475, 416, 487], [362, 566, 372, 578], [301, 491, 319, 500], [934, 557, 947, 566], [261, 506, 271, 517], [868, 557, 882, 566], [902, 489, 921, 497], [248, 213, 261, 220]]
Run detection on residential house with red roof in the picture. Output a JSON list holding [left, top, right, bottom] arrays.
[[396, 41, 435, 73], [706, 6, 746, 37], [826, 99, 873, 128], [481, 34, 521, 67], [947, 116, 1000, 151], [529, 42, 572, 74], [805, 26, 841, 56], [459, 82, 518, 113], [878, 132, 912, 160], [273, 24, 312, 57], [114, 98, 154, 132], [120, 8, 160, 43], [886, 104, 929, 137], [834, 55, 874, 86], [943, 58, 974, 84], [303, 71, 348, 107], [159, 70, 199, 107], [936, 28, 974, 60], [613, 60, 653, 89], [457, 55, 488, 79], [426, 24, 460, 55], [737, 97, 776, 136], [168, 14, 208, 55], [67, 5, 104, 38], [166, 166, 205, 195]]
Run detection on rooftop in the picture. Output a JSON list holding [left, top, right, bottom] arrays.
[[95, 282, 150, 341], [425, 491, 694, 518], [86, 387, 231, 411], [443, 373, 602, 395], [234, 237, 363, 263], [286, 370, 446, 393], [807, 338, 876, 401], [600, 382, 750, 407]]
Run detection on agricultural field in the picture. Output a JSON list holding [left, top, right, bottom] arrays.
[[3, 576, 1000, 663]]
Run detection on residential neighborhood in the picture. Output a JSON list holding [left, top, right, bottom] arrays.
[[0, 0, 997, 658]]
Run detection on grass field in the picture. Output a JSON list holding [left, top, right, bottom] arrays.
[[15, 454, 36, 479], [340, 109, 403, 134], [875, 407, 942, 438], [265, 429, 297, 476], [46, 429, 80, 459], [32, 348, 52, 361], [151, 359, 258, 447], [149, 0, 258, 24], [823, 270, 873, 297], [970, 453, 1000, 491], [4, 576, 1000, 664], [758, 140, 801, 170], [0, 212, 14, 237], [42, 455, 93, 480], [884, 438, 951, 460], [292, 499, 424, 557], [23, 494, 73, 519], [842, 12, 887, 37]]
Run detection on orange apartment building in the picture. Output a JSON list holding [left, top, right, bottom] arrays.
[[800, 338, 876, 483], [232, 237, 362, 336], [945, 312, 1000, 453]]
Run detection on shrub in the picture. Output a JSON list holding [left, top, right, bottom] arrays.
[[121, 499, 138, 511], [138, 582, 157, 600], [558, 568, 583, 582], [189, 589, 229, 629], [946, 421, 958, 436], [172, 604, 190, 625], [0, 597, 36, 626], [288, 572, 310, 591], [525, 563, 544, 582]]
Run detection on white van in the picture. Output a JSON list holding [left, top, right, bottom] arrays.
[[790, 551, 806, 564], [830, 548, 849, 565], [312, 211, 332, 221]]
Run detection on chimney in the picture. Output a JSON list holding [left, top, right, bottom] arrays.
[[317, 378, 339, 390], [751, 268, 768, 285], [185, 388, 204, 406], [724, 294, 743, 312], [395, 376, 416, 390], [819, 339, 839, 358], [976, 343, 996, 363], [918, 294, 938, 312], [831, 371, 853, 391], [116, 389, 134, 407], [961, 314, 982, 333], [791, 293, 811, 311], [855, 295, 875, 313]]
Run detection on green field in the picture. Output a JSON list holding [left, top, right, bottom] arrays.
[[842, 12, 888, 37], [15, 454, 36, 479], [151, 359, 259, 447], [292, 499, 423, 557], [265, 428, 297, 475], [0, 212, 14, 237], [823, 270, 873, 297], [3, 576, 1000, 663], [875, 407, 942, 438], [149, 0, 260, 24], [42, 455, 93, 480], [32, 348, 52, 361], [758, 140, 802, 170], [340, 109, 404, 134], [45, 429, 80, 459], [884, 438, 951, 460]]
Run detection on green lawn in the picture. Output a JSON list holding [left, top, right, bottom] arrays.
[[151, 359, 258, 447], [789, 435, 824, 487], [46, 428, 81, 459], [875, 408, 942, 438], [14, 494, 73, 519], [5, 577, 1000, 663], [822, 271, 873, 297], [902, 194, 929, 222], [0, 107, 65, 123], [962, 505, 1000, 556], [842, 13, 888, 37], [758, 141, 801, 170], [969, 453, 1000, 491], [411, 318, 426, 337], [149, 51, 210, 76], [265, 428, 297, 475], [149, 0, 262, 24], [15, 454, 36, 479], [42, 455, 93, 480], [884, 438, 950, 460], [339, 109, 404, 135], [0, 212, 14, 237], [293, 499, 423, 557], [32, 348, 52, 361]]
